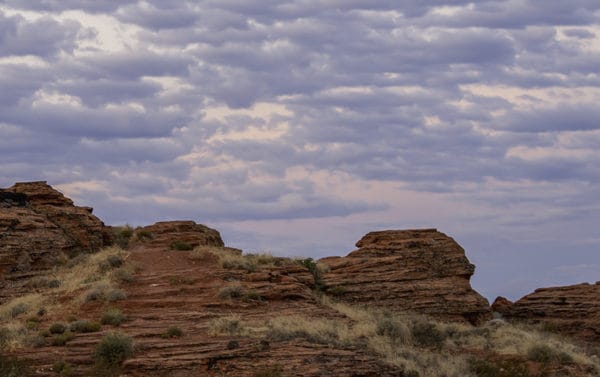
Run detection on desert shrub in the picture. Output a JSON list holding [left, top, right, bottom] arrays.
[[52, 360, 74, 377], [25, 317, 41, 330], [227, 340, 240, 349], [218, 283, 243, 299], [162, 326, 183, 338], [94, 332, 134, 366], [84, 286, 105, 302], [243, 291, 264, 302], [51, 332, 74, 346], [170, 240, 193, 251], [49, 323, 67, 334], [112, 268, 135, 283], [0, 354, 31, 377], [47, 280, 61, 288], [107, 255, 124, 268], [135, 229, 152, 240], [101, 308, 126, 326], [411, 321, 446, 348], [107, 289, 127, 302], [113, 225, 134, 249], [209, 316, 245, 336], [376, 315, 410, 345], [9, 303, 27, 318], [27, 276, 49, 289], [527, 344, 573, 364], [253, 365, 285, 377], [298, 258, 325, 290], [28, 334, 46, 348], [327, 286, 347, 296], [468, 358, 531, 377], [69, 320, 101, 333]]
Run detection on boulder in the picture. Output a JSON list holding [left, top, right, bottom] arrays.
[[319, 229, 491, 324]]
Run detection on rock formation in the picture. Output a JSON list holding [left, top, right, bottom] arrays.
[[495, 282, 600, 342], [0, 182, 111, 294], [131, 220, 225, 250], [319, 229, 491, 324]]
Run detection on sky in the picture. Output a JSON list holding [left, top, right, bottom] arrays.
[[0, 1, 599, 302]]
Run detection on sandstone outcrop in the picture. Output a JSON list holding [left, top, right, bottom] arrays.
[[0, 182, 111, 300], [131, 220, 225, 250], [319, 229, 491, 324], [497, 282, 600, 342]]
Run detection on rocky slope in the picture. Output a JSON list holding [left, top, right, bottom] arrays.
[[493, 282, 600, 342], [0, 182, 111, 303], [320, 229, 491, 324]]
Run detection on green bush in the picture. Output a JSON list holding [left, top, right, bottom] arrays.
[[49, 323, 67, 334], [527, 344, 573, 364], [94, 332, 134, 366], [51, 332, 75, 346], [411, 321, 445, 348], [113, 225, 134, 249], [53, 360, 74, 377], [0, 354, 31, 377], [162, 326, 183, 338], [101, 308, 126, 326], [69, 320, 102, 333], [113, 268, 135, 283], [170, 240, 193, 251], [107, 289, 127, 302], [135, 229, 152, 240], [468, 358, 531, 377]]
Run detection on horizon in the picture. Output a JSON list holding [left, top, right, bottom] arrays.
[[1, 1, 599, 303]]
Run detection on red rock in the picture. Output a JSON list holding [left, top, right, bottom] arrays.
[[131, 220, 225, 250], [319, 229, 491, 324], [502, 282, 600, 342], [491, 296, 514, 316]]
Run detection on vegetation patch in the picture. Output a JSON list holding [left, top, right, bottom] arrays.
[[52, 360, 74, 377], [170, 240, 193, 251], [0, 354, 31, 377], [69, 320, 101, 333], [93, 332, 134, 376], [101, 308, 126, 326], [209, 315, 246, 336], [161, 326, 183, 339], [252, 365, 286, 377]]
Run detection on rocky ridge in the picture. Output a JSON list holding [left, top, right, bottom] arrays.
[[493, 282, 600, 342]]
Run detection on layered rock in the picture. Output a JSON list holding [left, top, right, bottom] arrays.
[[131, 220, 225, 250], [319, 229, 491, 324], [497, 282, 600, 342], [0, 181, 111, 279]]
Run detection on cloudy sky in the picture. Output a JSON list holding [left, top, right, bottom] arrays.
[[1, 1, 599, 301]]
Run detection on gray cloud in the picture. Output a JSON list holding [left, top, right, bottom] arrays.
[[1, 0, 599, 300]]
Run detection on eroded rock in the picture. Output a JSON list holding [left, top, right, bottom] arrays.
[[319, 229, 491, 324], [501, 282, 600, 342]]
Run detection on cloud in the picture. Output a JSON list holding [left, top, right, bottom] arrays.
[[1, 0, 600, 301], [0, 11, 83, 58]]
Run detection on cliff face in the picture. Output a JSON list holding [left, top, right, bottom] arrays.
[[320, 229, 491, 324], [494, 282, 600, 342], [0, 181, 111, 281]]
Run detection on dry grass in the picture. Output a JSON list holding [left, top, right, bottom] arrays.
[[208, 315, 247, 336], [192, 246, 299, 272], [224, 296, 599, 377], [0, 246, 131, 350]]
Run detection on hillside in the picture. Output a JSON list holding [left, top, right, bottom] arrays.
[[1, 182, 598, 377]]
